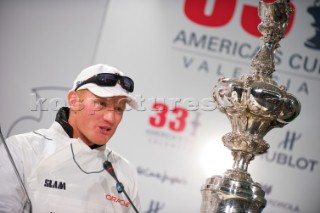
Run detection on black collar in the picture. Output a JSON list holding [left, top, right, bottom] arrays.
[[55, 107, 73, 138]]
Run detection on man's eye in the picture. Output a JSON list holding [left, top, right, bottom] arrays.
[[115, 106, 125, 112], [93, 100, 107, 110], [99, 101, 107, 107]]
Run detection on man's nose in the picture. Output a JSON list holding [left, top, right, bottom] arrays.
[[103, 109, 116, 123]]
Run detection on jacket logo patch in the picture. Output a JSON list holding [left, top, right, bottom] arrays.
[[106, 194, 130, 208], [44, 179, 66, 190]]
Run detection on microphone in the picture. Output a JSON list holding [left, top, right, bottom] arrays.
[[103, 161, 139, 213], [103, 161, 118, 181], [0, 125, 32, 213]]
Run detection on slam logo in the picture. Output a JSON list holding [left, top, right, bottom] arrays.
[[305, 1, 320, 50]]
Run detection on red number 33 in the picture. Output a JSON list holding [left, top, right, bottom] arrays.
[[149, 103, 188, 132]]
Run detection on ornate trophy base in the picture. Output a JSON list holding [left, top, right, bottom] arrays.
[[200, 173, 266, 213], [201, 151, 266, 213]]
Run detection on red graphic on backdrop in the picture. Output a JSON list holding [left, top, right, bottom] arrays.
[[149, 103, 188, 132], [184, 0, 295, 37], [184, 0, 236, 27]]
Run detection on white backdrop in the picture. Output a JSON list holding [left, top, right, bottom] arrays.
[[1, 0, 319, 213]]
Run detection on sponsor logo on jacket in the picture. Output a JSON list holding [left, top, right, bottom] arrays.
[[44, 179, 66, 190], [106, 194, 130, 208]]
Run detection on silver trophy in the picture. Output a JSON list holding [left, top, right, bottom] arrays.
[[200, 0, 300, 212]]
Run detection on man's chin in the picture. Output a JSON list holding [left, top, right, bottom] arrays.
[[94, 137, 110, 145]]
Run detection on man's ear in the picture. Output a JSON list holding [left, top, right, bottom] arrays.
[[68, 91, 84, 112]]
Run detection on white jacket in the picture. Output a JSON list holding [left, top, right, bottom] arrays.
[[0, 121, 140, 213]]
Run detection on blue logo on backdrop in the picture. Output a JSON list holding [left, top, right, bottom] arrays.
[[258, 130, 318, 172], [304, 1, 320, 50]]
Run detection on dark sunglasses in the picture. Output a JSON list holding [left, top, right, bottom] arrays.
[[74, 73, 134, 93]]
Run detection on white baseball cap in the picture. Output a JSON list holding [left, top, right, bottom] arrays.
[[71, 64, 138, 110]]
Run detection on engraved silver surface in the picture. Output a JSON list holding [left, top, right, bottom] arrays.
[[200, 0, 300, 212]]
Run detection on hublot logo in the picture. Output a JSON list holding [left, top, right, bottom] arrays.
[[258, 130, 318, 172]]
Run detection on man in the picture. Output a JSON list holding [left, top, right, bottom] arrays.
[[0, 64, 141, 213]]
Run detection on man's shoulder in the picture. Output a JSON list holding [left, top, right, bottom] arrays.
[[107, 148, 131, 165], [107, 148, 136, 172], [3, 122, 70, 163], [106, 148, 138, 185], [5, 122, 65, 150], [7, 127, 51, 143]]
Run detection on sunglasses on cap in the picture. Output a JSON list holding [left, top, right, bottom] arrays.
[[74, 73, 134, 93]]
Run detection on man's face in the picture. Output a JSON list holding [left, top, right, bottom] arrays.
[[70, 90, 126, 146]]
